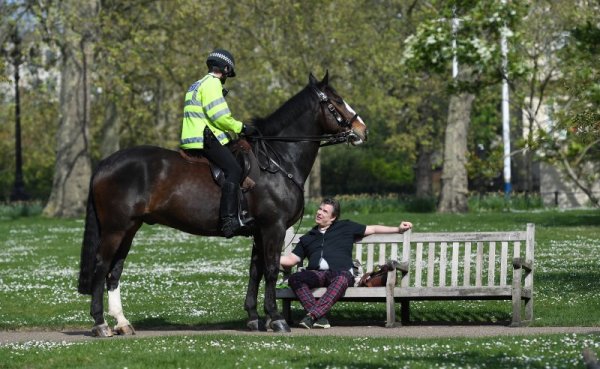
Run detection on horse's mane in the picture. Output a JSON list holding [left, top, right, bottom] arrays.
[[250, 85, 315, 136]]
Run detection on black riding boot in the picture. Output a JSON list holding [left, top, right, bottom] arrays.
[[220, 181, 242, 238]]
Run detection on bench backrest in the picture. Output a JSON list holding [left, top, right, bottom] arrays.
[[283, 224, 535, 289]]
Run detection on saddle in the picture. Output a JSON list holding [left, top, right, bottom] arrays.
[[179, 140, 259, 234], [178, 139, 259, 192]]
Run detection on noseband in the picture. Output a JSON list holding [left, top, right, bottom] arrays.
[[312, 87, 360, 129]]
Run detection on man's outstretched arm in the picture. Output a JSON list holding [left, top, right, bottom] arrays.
[[364, 221, 413, 236]]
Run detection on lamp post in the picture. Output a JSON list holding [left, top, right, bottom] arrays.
[[501, 0, 512, 200], [10, 26, 29, 201]]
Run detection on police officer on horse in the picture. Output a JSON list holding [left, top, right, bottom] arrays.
[[180, 49, 256, 238]]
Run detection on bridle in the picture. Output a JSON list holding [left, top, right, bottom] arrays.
[[250, 86, 362, 147], [313, 87, 360, 131], [252, 86, 363, 194]]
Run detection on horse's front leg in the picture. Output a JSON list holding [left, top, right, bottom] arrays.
[[244, 241, 264, 331], [262, 229, 290, 333]]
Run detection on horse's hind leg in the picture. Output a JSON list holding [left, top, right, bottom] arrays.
[[90, 232, 121, 336], [106, 222, 141, 335]]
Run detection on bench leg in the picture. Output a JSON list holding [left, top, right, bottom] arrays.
[[385, 289, 396, 327], [400, 300, 410, 325], [510, 267, 522, 327], [524, 294, 533, 325]]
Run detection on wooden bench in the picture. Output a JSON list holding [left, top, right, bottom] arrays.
[[276, 224, 535, 327]]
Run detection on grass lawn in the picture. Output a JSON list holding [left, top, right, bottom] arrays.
[[0, 209, 599, 368]]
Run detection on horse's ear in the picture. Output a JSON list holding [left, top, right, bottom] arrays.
[[321, 70, 329, 85], [309, 72, 318, 86]]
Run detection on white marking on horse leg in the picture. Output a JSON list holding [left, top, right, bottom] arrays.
[[108, 285, 130, 328]]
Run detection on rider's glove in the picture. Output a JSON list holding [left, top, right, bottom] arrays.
[[242, 124, 258, 137]]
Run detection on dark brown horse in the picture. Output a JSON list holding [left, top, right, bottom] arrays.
[[78, 72, 368, 336]]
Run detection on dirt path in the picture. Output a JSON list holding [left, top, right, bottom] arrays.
[[1, 326, 598, 344]]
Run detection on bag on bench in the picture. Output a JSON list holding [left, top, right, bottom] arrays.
[[357, 260, 398, 287]]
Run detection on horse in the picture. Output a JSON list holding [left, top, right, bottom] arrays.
[[77, 71, 368, 336]]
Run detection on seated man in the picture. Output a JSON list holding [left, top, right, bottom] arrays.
[[280, 198, 413, 329]]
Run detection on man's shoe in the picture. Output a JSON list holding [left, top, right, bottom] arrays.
[[299, 315, 314, 329], [313, 317, 331, 329]]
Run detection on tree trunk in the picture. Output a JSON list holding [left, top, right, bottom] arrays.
[[43, 1, 97, 217], [438, 92, 475, 213], [415, 147, 433, 198]]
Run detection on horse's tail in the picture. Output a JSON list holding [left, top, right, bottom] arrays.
[[78, 174, 100, 295]]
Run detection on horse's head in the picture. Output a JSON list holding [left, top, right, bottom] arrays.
[[309, 72, 368, 145]]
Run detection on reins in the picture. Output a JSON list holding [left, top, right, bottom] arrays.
[[249, 131, 355, 147]]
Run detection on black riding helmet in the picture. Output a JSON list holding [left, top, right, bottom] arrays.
[[206, 49, 236, 77]]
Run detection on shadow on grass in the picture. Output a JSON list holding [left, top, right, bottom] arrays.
[[131, 317, 258, 332], [289, 304, 513, 328], [537, 270, 600, 294], [294, 350, 558, 369], [517, 211, 600, 227]]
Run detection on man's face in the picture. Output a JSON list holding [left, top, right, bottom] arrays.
[[315, 203, 336, 229]]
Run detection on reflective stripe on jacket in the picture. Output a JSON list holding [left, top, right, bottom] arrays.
[[180, 74, 243, 149]]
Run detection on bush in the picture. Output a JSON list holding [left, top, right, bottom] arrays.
[[0, 201, 44, 220], [468, 192, 545, 212], [305, 193, 437, 215], [306, 192, 545, 214]]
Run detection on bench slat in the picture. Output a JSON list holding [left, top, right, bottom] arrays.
[[395, 286, 513, 298], [463, 242, 472, 287], [378, 243, 386, 266], [488, 241, 496, 287], [415, 242, 423, 287], [439, 242, 447, 287], [410, 231, 526, 242], [500, 241, 508, 286], [366, 243, 375, 273], [476, 241, 483, 287], [427, 242, 435, 287], [451, 242, 459, 287]]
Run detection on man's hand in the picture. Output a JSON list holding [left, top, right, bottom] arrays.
[[398, 221, 413, 233]]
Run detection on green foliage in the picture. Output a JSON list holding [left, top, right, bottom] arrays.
[[401, 0, 526, 83], [468, 192, 544, 212], [306, 193, 543, 214], [0, 201, 43, 220], [0, 0, 598, 206]]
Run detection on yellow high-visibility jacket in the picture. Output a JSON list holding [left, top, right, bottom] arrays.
[[180, 74, 243, 149]]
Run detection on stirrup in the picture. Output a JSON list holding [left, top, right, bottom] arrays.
[[221, 216, 241, 239]]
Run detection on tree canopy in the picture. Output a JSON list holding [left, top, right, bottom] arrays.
[[1, 0, 598, 211]]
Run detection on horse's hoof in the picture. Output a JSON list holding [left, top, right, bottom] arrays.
[[247, 319, 267, 332], [92, 323, 113, 337], [269, 319, 291, 333], [114, 324, 136, 335]]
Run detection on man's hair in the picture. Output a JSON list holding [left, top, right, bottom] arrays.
[[321, 197, 341, 220]]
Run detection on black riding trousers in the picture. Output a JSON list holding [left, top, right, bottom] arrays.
[[197, 127, 242, 185]]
